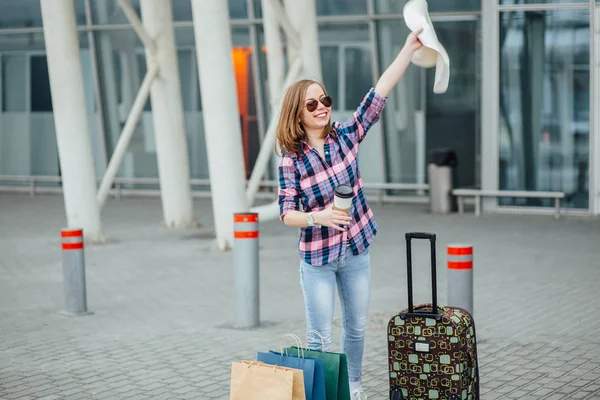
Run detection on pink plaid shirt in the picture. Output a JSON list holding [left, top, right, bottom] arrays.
[[278, 88, 388, 266]]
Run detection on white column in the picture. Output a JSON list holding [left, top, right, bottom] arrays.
[[192, 0, 249, 251], [481, 0, 500, 212], [140, 0, 195, 228], [284, 0, 322, 81], [40, 0, 103, 242], [262, 0, 289, 187], [93, 1, 121, 154], [262, 0, 285, 111]]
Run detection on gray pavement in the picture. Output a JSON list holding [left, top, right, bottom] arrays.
[[0, 193, 599, 399]]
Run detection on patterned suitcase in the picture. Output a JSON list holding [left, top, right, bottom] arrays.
[[387, 233, 479, 400]]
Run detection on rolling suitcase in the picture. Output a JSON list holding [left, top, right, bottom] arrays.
[[387, 233, 479, 400]]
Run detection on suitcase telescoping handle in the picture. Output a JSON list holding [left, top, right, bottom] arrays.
[[402, 232, 442, 320]]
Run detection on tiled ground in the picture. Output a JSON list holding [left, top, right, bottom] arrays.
[[0, 194, 599, 399]]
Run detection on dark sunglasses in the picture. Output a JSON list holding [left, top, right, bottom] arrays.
[[305, 95, 333, 112]]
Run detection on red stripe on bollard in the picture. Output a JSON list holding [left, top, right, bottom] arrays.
[[234, 231, 259, 239], [62, 242, 84, 250], [448, 261, 473, 270], [234, 214, 259, 223], [447, 246, 473, 255], [61, 229, 83, 238]]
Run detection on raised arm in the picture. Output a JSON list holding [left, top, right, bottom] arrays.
[[374, 28, 423, 98]]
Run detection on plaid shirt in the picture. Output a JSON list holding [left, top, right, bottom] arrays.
[[278, 88, 388, 266]]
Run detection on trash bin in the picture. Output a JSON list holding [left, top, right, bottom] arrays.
[[428, 148, 458, 214]]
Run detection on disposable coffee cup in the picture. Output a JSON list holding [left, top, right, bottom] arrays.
[[333, 184, 353, 214]]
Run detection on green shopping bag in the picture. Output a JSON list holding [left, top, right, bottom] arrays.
[[284, 331, 350, 400]]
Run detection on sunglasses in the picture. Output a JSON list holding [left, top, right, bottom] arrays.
[[305, 95, 333, 112]]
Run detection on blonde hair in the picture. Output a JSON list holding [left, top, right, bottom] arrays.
[[275, 79, 333, 156]]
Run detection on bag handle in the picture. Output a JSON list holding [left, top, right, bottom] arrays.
[[403, 232, 442, 320], [280, 334, 304, 358], [243, 360, 284, 373], [306, 330, 326, 352]]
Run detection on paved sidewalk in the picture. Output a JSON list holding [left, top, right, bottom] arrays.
[[0, 194, 599, 399]]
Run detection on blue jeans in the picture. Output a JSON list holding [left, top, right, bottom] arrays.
[[299, 249, 371, 383]]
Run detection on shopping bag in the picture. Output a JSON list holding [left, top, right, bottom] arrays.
[[256, 334, 325, 400], [258, 334, 312, 400], [230, 360, 294, 400], [284, 331, 350, 400]]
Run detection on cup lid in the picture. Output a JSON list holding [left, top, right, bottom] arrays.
[[334, 184, 353, 199]]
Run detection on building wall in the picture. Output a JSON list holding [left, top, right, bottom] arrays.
[[0, 0, 597, 214]]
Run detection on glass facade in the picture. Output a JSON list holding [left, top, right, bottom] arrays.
[[0, 0, 597, 215], [374, 0, 480, 13], [500, 0, 585, 4], [90, 0, 248, 24], [375, 17, 480, 188], [0, 0, 86, 28], [499, 7, 591, 210], [0, 30, 101, 179]]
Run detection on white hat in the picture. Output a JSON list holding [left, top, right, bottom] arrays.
[[403, 0, 450, 94]]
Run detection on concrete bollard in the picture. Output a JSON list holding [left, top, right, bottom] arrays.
[[447, 244, 473, 316], [233, 213, 259, 329], [60, 229, 93, 317]]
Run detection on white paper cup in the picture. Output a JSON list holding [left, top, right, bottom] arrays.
[[334, 196, 352, 210], [333, 184, 353, 214]]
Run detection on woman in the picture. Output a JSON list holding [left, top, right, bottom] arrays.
[[277, 30, 423, 400]]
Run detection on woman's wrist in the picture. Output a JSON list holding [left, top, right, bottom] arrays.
[[399, 45, 415, 60], [311, 210, 322, 226]]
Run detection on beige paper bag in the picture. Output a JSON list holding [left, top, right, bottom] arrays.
[[230, 360, 299, 400], [284, 362, 306, 400]]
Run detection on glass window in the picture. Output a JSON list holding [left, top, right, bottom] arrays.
[[344, 47, 372, 110], [92, 0, 127, 25], [254, 0, 368, 18], [30, 56, 52, 112], [376, 19, 479, 186], [2, 55, 27, 112], [425, 21, 479, 189], [318, 23, 370, 110], [0, 32, 100, 178], [375, 0, 479, 14], [499, 9, 590, 209], [500, 0, 587, 4], [177, 50, 195, 112], [426, 22, 479, 113], [321, 46, 340, 109], [0, 0, 86, 29], [254, 1, 263, 19], [316, 0, 367, 16], [172, 0, 193, 21], [92, 0, 246, 24], [173, 0, 249, 20], [228, 0, 248, 19]]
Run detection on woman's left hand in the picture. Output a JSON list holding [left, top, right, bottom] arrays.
[[404, 27, 424, 53]]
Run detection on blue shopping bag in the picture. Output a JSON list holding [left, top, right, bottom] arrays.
[[257, 350, 316, 400], [257, 334, 326, 400], [270, 350, 326, 400]]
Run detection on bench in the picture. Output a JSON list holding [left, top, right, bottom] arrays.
[[452, 189, 566, 219]]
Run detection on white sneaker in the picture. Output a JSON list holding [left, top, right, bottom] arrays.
[[351, 387, 368, 400]]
